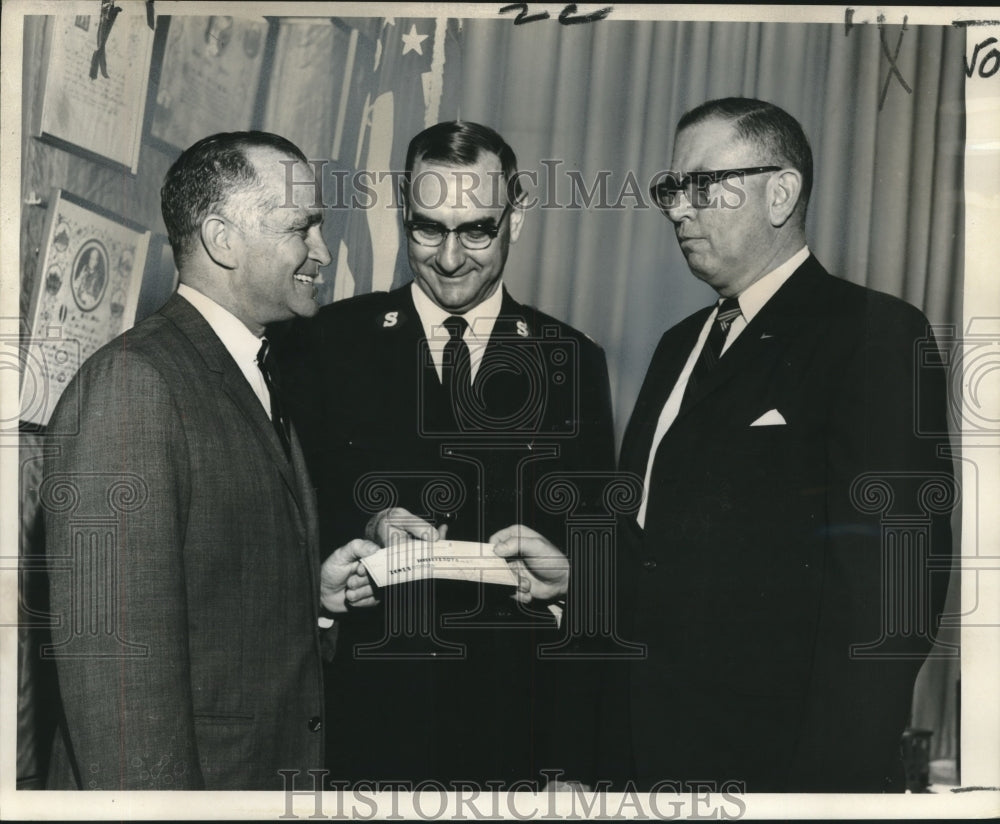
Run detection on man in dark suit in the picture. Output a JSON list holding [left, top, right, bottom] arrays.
[[616, 98, 954, 792], [276, 121, 616, 787], [42, 131, 378, 790]]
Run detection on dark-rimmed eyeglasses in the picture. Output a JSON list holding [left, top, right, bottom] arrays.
[[649, 167, 782, 212], [404, 202, 513, 250]]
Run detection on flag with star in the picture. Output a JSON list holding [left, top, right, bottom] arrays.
[[333, 17, 464, 300]]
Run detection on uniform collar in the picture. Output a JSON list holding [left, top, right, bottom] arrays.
[[409, 280, 504, 344]]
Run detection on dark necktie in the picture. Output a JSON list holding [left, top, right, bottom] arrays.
[[256, 338, 292, 460], [442, 315, 472, 417], [680, 297, 742, 410]]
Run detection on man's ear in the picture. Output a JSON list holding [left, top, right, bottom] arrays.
[[399, 181, 410, 220], [509, 204, 525, 244], [200, 214, 240, 269], [768, 169, 803, 228]]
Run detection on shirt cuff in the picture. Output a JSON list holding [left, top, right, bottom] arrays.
[[318, 605, 337, 629]]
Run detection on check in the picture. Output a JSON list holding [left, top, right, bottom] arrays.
[[361, 539, 518, 588]]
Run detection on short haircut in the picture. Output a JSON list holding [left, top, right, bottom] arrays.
[[678, 98, 813, 220], [161, 131, 308, 264], [404, 120, 523, 206]]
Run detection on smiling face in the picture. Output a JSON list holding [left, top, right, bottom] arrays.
[[665, 118, 782, 297], [226, 147, 331, 334], [404, 153, 523, 314]]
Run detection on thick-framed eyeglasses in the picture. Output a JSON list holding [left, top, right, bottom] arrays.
[[403, 202, 513, 250], [649, 166, 782, 212]]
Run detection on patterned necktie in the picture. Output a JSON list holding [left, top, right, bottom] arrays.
[[442, 315, 472, 416], [256, 338, 292, 460], [680, 297, 742, 410]]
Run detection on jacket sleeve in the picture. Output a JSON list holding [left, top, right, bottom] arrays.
[[578, 339, 618, 475], [788, 302, 954, 790], [538, 337, 620, 784], [43, 347, 204, 790]]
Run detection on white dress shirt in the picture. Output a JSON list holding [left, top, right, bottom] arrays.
[[411, 281, 503, 384], [635, 246, 810, 528], [176, 283, 273, 419], [178, 284, 335, 628]]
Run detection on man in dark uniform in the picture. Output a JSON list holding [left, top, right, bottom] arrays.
[[276, 121, 615, 788]]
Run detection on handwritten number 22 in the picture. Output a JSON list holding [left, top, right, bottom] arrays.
[[499, 3, 614, 25]]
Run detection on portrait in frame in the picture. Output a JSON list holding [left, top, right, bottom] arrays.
[[22, 189, 151, 427]]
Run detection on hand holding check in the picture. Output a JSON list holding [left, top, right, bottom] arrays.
[[319, 539, 381, 612], [365, 506, 448, 544], [490, 524, 570, 604], [358, 509, 569, 603]]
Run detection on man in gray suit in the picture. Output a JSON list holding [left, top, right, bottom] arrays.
[[42, 131, 377, 790]]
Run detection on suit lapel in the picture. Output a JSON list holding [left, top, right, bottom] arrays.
[[476, 288, 528, 388], [668, 259, 822, 426], [474, 290, 554, 437], [159, 294, 306, 513], [369, 285, 445, 430], [619, 308, 710, 475]]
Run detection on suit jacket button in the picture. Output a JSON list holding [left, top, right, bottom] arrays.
[[308, 716, 322, 732], [642, 559, 657, 570]]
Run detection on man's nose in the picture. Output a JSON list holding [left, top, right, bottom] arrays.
[[664, 189, 696, 223], [435, 232, 465, 273], [309, 228, 332, 266]]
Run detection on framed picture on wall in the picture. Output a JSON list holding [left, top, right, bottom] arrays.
[[148, 14, 269, 152], [35, 11, 155, 173], [22, 190, 151, 427], [258, 17, 375, 164]]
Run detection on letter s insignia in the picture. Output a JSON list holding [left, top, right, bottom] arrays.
[[383, 311, 399, 328], [516, 320, 529, 338]]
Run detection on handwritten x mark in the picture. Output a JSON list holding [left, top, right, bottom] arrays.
[[878, 14, 913, 110]]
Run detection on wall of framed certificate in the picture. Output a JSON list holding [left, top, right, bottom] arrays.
[[35, 12, 154, 173], [22, 190, 152, 427]]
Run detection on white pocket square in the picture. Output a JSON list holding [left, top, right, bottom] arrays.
[[750, 409, 786, 427]]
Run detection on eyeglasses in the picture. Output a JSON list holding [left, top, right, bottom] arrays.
[[649, 166, 782, 212], [404, 202, 513, 250]]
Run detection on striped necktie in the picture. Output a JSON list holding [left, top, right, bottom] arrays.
[[256, 338, 292, 460], [680, 297, 742, 410]]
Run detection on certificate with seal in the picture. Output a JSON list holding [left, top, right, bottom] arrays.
[[22, 190, 150, 427]]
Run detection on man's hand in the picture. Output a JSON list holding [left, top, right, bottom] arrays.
[[545, 779, 592, 793], [365, 506, 447, 546], [490, 524, 569, 604], [320, 539, 380, 613]]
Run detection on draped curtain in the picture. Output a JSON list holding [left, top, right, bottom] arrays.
[[450, 20, 964, 443], [445, 18, 965, 764], [16, 13, 966, 782], [293, 15, 964, 765]]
